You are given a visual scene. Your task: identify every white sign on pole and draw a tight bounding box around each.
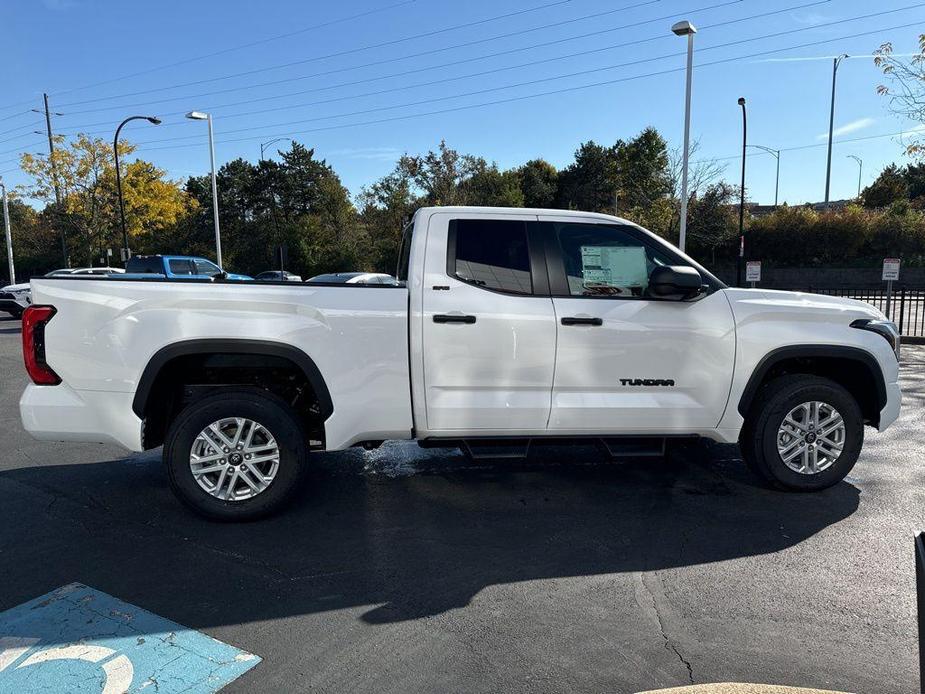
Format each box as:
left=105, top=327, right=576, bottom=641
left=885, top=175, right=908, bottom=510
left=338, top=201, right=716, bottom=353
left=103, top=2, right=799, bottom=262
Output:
left=882, top=258, right=900, bottom=281
left=746, top=261, right=761, bottom=283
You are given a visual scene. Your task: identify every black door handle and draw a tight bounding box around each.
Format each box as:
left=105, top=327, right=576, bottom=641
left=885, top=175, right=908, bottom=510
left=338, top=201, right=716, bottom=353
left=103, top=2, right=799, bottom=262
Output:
left=434, top=314, right=477, bottom=324
left=561, top=316, right=603, bottom=326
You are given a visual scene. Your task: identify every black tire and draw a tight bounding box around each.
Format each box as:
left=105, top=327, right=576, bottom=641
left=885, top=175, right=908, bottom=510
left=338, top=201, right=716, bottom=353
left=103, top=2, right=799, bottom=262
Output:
left=739, top=374, right=863, bottom=491
left=163, top=388, right=307, bottom=521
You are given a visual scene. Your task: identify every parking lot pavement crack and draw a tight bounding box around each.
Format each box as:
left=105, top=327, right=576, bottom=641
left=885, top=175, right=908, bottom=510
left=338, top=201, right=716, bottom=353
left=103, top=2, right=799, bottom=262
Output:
left=637, top=572, right=695, bottom=686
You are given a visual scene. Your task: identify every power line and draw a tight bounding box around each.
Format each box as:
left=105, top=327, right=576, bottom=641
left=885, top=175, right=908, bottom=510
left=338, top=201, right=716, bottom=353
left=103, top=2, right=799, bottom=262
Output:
left=131, top=18, right=924, bottom=153
left=0, top=141, right=43, bottom=157
left=60, top=0, right=871, bottom=138
left=50, top=0, right=419, bottom=97
left=0, top=109, right=34, bottom=123
left=0, top=122, right=43, bottom=138
left=700, top=128, right=922, bottom=166
left=150, top=0, right=869, bottom=126
left=55, top=0, right=659, bottom=109
left=124, top=12, right=925, bottom=150
left=57, top=0, right=745, bottom=122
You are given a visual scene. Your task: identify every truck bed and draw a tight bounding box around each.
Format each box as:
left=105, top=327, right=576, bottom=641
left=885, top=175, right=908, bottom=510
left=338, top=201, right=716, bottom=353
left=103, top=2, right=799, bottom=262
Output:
left=25, top=277, right=414, bottom=451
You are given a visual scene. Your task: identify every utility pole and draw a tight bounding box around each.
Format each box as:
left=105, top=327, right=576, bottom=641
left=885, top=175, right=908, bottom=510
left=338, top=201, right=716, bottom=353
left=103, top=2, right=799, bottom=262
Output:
left=35, top=93, right=68, bottom=267
left=1, top=181, right=14, bottom=285
left=737, top=97, right=747, bottom=288
left=824, top=55, right=849, bottom=209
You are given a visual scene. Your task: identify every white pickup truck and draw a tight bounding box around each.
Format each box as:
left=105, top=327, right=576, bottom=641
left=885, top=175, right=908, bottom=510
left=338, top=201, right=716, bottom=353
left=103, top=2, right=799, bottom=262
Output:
left=19, top=207, right=901, bottom=519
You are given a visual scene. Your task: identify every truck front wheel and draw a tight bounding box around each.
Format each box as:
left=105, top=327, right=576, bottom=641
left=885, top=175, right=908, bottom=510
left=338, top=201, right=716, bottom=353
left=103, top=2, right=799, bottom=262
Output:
left=163, top=388, right=307, bottom=520
left=740, top=375, right=863, bottom=491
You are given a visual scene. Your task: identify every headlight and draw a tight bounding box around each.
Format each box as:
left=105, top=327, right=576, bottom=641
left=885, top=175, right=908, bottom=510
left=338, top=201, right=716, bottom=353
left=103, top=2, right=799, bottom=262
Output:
left=851, top=319, right=900, bottom=359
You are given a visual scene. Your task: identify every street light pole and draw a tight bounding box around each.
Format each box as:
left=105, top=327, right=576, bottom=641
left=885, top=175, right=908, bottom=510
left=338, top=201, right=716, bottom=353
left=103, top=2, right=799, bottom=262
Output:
left=747, top=145, right=781, bottom=208
left=672, top=20, right=697, bottom=253
left=824, top=54, right=849, bottom=209
left=187, top=111, right=222, bottom=268
left=737, top=97, right=747, bottom=288
left=260, top=137, right=293, bottom=160
left=0, top=180, right=14, bottom=285
left=847, top=155, right=863, bottom=199
left=114, top=115, right=161, bottom=266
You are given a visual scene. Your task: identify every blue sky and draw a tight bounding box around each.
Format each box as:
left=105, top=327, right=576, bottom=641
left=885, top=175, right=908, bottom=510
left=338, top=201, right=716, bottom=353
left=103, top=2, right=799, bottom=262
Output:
left=2, top=0, right=924, bottom=207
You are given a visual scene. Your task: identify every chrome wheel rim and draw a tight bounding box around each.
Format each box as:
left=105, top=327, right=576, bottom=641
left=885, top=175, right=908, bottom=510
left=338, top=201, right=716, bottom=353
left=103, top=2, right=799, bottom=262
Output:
left=776, top=401, right=845, bottom=475
left=189, top=417, right=280, bottom=501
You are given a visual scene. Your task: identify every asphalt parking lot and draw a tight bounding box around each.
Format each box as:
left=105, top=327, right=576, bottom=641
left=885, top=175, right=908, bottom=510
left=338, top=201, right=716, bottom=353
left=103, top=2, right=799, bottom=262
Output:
left=0, top=314, right=921, bottom=693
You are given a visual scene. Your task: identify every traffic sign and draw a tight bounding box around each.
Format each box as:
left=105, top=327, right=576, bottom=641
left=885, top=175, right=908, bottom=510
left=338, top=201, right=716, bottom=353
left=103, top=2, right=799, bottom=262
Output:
left=883, top=258, right=901, bottom=281
left=746, top=261, right=761, bottom=283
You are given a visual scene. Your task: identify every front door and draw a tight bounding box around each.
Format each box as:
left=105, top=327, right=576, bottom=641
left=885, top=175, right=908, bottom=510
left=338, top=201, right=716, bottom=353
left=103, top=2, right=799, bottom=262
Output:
left=421, top=212, right=557, bottom=433
left=540, top=216, right=736, bottom=433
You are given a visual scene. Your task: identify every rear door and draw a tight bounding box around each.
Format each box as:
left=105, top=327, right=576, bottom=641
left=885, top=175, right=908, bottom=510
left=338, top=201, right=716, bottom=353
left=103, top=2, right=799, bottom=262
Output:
left=421, top=212, right=556, bottom=432
left=540, top=216, right=736, bottom=432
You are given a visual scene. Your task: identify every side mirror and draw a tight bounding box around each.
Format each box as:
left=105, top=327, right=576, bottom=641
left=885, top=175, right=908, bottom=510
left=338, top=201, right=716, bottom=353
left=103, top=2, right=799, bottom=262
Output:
left=649, top=265, right=703, bottom=299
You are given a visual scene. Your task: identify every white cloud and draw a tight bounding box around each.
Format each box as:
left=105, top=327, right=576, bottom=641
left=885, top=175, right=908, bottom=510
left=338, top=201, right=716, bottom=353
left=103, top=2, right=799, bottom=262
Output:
left=816, top=117, right=876, bottom=140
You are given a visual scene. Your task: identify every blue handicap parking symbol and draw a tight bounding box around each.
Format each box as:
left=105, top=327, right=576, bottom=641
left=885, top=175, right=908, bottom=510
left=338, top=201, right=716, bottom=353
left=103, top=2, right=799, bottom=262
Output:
left=0, top=583, right=260, bottom=693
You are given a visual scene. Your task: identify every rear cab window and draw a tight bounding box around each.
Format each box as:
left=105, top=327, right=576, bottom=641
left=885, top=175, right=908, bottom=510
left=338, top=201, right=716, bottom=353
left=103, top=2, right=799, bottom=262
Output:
left=447, top=219, right=533, bottom=295
left=125, top=257, right=164, bottom=274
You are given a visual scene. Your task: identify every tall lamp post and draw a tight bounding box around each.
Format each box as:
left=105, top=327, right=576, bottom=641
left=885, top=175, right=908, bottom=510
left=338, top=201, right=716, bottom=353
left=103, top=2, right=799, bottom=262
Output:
left=847, top=155, right=863, bottom=199
left=0, top=180, right=13, bottom=285
left=186, top=111, right=223, bottom=268
left=672, top=19, right=697, bottom=253
left=746, top=145, right=780, bottom=208
left=114, top=115, right=161, bottom=266
left=737, top=97, right=747, bottom=288
left=824, top=54, right=849, bottom=209
left=260, top=137, right=293, bottom=160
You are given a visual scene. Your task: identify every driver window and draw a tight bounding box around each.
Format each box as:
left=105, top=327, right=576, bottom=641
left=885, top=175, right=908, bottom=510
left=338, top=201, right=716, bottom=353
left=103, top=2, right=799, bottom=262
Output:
left=553, top=223, right=675, bottom=297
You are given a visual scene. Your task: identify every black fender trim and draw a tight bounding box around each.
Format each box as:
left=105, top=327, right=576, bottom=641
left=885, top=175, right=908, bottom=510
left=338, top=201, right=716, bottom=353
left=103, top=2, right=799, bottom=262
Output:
left=132, top=339, right=334, bottom=420
left=737, top=344, right=887, bottom=418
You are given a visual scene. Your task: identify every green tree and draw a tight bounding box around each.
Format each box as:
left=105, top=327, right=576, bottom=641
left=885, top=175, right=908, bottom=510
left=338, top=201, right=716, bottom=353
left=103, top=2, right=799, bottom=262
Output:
left=555, top=141, right=618, bottom=212
left=461, top=162, right=524, bottom=207
left=20, top=134, right=191, bottom=266
left=516, top=159, right=558, bottom=208
left=862, top=164, right=909, bottom=208
left=685, top=182, right=738, bottom=265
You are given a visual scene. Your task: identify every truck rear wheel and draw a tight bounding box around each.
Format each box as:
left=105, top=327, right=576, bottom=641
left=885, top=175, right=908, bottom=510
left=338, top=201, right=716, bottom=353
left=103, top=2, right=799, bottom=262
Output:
left=163, top=388, right=307, bottom=521
left=739, top=375, right=863, bottom=491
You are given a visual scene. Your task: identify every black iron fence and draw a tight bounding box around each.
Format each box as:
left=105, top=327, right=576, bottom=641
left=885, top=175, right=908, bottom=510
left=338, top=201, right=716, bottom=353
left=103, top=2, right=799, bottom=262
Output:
left=786, top=285, right=925, bottom=338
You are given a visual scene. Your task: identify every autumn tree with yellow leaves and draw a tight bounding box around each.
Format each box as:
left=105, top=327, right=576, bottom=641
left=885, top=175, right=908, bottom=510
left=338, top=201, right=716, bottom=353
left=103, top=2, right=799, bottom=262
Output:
left=20, top=134, right=194, bottom=267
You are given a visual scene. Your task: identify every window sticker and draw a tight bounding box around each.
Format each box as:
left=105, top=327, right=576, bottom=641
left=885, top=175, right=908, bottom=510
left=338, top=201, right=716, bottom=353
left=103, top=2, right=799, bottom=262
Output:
left=580, top=245, right=648, bottom=288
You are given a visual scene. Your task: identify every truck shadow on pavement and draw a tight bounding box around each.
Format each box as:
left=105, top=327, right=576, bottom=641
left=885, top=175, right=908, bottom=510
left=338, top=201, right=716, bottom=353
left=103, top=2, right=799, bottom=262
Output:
left=0, top=440, right=860, bottom=630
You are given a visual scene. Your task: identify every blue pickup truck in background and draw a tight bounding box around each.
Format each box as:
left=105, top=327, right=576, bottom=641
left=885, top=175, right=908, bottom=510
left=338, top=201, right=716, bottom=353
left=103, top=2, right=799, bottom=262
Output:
left=124, top=255, right=252, bottom=280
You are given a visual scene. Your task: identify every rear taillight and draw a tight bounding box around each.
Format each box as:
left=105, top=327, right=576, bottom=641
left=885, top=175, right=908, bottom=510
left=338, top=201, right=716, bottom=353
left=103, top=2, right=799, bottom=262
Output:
left=22, top=305, right=61, bottom=385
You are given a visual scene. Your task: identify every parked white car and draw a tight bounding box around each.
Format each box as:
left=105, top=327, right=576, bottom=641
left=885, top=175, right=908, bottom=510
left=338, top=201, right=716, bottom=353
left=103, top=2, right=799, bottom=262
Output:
left=19, top=207, right=901, bottom=520
left=1, top=267, right=124, bottom=318
left=306, top=272, right=399, bottom=285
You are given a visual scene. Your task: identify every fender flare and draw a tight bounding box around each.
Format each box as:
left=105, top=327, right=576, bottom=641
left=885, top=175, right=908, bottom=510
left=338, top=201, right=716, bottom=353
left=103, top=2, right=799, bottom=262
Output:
left=736, top=344, right=886, bottom=418
left=131, top=339, right=334, bottom=420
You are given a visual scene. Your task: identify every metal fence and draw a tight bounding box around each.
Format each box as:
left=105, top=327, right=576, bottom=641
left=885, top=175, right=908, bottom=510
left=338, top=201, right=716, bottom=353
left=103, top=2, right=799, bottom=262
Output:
left=791, top=286, right=925, bottom=338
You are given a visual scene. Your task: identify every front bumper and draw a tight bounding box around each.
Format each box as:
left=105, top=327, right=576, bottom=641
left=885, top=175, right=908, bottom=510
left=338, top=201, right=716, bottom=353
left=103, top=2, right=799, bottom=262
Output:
left=878, top=381, right=902, bottom=432
left=20, top=383, right=143, bottom=451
